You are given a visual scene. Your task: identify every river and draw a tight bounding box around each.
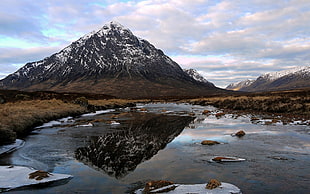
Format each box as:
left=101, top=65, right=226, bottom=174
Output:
left=0, top=103, right=309, bottom=193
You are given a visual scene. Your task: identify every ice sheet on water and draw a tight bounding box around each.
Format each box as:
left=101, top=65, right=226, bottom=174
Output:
left=81, top=109, right=115, bottom=117
left=0, top=166, right=72, bottom=192
left=135, top=182, right=241, bottom=194
left=0, top=139, right=24, bottom=156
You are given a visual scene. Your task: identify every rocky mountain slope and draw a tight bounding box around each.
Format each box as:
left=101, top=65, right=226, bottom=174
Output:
left=226, top=79, right=254, bottom=91
left=0, top=21, right=222, bottom=98
left=226, top=66, right=310, bottom=91
left=183, top=69, right=214, bottom=87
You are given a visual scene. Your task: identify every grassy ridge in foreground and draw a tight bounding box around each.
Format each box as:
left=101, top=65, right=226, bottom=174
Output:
left=186, top=89, right=310, bottom=118
left=0, top=99, right=88, bottom=145
left=0, top=99, right=138, bottom=146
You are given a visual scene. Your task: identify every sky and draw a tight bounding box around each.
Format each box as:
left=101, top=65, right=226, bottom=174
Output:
left=0, top=0, right=309, bottom=88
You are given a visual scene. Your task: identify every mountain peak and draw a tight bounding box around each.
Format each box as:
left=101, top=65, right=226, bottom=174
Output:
left=0, top=21, right=220, bottom=98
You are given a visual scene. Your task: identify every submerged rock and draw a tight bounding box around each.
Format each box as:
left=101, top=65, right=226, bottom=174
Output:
left=202, top=110, right=211, bottom=115
left=201, top=140, right=220, bottom=145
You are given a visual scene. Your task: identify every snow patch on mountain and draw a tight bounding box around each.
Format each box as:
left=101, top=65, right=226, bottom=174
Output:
left=183, top=69, right=210, bottom=83
left=260, top=66, right=310, bottom=81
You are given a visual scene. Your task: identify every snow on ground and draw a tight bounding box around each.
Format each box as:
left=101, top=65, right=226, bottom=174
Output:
left=0, top=166, right=72, bottom=192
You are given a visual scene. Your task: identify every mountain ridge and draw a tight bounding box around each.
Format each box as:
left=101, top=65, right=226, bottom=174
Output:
left=226, top=66, right=310, bottom=92
left=0, top=21, right=223, bottom=98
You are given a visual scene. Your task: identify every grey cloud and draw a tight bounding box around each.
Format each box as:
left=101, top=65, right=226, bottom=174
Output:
left=0, top=46, right=62, bottom=65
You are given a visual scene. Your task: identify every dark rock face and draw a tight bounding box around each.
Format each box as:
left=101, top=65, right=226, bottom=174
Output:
left=75, top=113, right=194, bottom=178
left=0, top=21, right=221, bottom=98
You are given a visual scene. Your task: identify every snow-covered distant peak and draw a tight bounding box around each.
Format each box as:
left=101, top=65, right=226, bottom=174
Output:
left=261, top=66, right=310, bottom=81
left=184, top=69, right=210, bottom=83
left=226, top=79, right=254, bottom=90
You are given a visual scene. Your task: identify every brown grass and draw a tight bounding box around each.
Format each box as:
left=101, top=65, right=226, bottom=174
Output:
left=184, top=90, right=310, bottom=120
left=0, top=99, right=87, bottom=145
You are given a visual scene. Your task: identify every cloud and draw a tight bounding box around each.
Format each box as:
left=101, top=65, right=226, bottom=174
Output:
left=0, top=0, right=309, bottom=88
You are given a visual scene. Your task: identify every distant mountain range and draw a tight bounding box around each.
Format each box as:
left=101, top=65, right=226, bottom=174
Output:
left=226, top=66, right=310, bottom=91
left=0, top=21, right=223, bottom=98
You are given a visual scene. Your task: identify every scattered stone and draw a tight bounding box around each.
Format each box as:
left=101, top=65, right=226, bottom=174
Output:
left=92, top=119, right=107, bottom=122
left=202, top=110, right=211, bottom=115
left=235, top=130, right=246, bottom=137
left=144, top=180, right=175, bottom=193
left=206, top=179, right=221, bottom=190
left=189, top=112, right=195, bottom=116
left=110, top=114, right=119, bottom=119
left=250, top=117, right=260, bottom=121
left=201, top=140, right=220, bottom=145
left=29, top=170, right=51, bottom=181
left=140, top=108, right=147, bottom=112
left=215, top=112, right=225, bottom=118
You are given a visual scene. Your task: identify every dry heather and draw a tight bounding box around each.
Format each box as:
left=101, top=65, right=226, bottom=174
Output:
left=187, top=92, right=310, bottom=118
left=0, top=99, right=87, bottom=145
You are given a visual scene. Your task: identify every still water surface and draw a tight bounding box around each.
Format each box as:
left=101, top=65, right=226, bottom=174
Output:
left=1, top=103, right=309, bottom=193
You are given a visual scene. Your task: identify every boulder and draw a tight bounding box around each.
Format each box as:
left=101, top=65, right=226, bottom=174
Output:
left=206, top=179, right=221, bottom=189
left=29, top=170, right=51, bottom=181
left=202, top=110, right=210, bottom=115
left=215, top=112, right=225, bottom=118
left=201, top=140, right=220, bottom=145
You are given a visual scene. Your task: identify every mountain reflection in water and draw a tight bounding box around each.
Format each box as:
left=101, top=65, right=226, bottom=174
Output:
left=75, top=113, right=194, bottom=178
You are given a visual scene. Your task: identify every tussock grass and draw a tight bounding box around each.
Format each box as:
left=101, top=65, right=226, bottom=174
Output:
left=0, top=99, right=87, bottom=145
left=186, top=91, right=310, bottom=118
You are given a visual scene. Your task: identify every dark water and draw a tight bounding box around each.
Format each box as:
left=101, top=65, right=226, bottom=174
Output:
left=1, top=103, right=309, bottom=193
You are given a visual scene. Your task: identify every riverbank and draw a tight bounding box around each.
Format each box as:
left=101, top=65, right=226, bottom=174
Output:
left=184, top=89, right=310, bottom=121
left=0, top=98, right=137, bottom=146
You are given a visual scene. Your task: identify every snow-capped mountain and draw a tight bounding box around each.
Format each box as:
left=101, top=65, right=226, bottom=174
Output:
left=0, top=21, right=221, bottom=98
left=183, top=69, right=214, bottom=87
left=226, top=79, right=255, bottom=91
left=226, top=66, right=310, bottom=91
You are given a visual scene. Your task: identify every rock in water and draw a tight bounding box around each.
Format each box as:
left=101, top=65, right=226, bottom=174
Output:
left=235, top=130, right=246, bottom=137
left=206, top=179, right=221, bottom=189
left=201, top=140, right=220, bottom=145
